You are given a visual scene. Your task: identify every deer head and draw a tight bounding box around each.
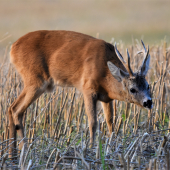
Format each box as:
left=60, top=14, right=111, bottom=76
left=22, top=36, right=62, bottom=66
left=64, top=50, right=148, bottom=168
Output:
left=107, top=40, right=152, bottom=109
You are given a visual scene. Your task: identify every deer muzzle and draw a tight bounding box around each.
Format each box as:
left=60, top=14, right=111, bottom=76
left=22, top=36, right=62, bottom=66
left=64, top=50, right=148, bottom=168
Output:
left=143, top=99, right=152, bottom=109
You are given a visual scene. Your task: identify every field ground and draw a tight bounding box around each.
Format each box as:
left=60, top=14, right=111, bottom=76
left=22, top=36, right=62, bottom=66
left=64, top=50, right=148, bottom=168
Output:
left=0, top=40, right=170, bottom=169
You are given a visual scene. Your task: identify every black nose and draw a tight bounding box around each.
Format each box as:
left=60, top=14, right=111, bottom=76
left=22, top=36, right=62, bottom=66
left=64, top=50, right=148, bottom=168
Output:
left=143, top=100, right=152, bottom=109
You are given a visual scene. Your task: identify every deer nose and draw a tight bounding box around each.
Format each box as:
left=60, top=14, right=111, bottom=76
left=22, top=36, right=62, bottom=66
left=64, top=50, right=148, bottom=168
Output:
left=143, top=99, right=152, bottom=109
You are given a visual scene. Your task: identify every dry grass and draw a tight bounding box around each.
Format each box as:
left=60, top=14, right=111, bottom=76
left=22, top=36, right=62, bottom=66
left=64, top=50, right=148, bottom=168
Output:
left=0, top=39, right=170, bottom=169
left=0, top=0, right=170, bottom=56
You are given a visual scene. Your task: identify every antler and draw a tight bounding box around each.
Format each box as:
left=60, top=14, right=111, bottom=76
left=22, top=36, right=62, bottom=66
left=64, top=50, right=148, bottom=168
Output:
left=114, top=43, right=134, bottom=77
left=138, top=40, right=150, bottom=76
left=114, top=41, right=150, bottom=77
left=126, top=49, right=134, bottom=77
left=114, top=43, right=126, bottom=64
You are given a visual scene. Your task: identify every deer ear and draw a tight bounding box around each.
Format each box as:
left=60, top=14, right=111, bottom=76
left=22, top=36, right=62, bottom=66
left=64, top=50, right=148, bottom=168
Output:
left=107, top=61, right=129, bottom=82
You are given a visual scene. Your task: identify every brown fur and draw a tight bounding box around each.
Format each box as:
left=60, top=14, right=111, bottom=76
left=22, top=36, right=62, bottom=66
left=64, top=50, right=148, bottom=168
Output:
left=9, top=30, right=134, bottom=157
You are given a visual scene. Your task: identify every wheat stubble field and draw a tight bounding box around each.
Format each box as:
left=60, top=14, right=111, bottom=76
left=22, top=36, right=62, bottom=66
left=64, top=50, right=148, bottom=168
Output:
left=0, top=40, right=170, bottom=169
left=1, top=0, right=170, bottom=169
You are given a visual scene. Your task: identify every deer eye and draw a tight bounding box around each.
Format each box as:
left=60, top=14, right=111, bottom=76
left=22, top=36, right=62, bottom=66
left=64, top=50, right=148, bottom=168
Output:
left=130, top=88, right=137, bottom=93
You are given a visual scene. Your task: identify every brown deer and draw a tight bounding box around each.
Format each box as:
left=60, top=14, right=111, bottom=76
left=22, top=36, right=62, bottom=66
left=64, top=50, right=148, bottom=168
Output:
left=8, top=30, right=152, bottom=157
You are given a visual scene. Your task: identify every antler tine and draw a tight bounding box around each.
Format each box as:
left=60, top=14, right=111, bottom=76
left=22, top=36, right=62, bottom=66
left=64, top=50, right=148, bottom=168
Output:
left=141, top=40, right=147, bottom=53
left=143, top=46, right=150, bottom=64
left=114, top=43, right=126, bottom=64
left=126, top=49, right=134, bottom=77
left=140, top=40, right=151, bottom=76
left=141, top=40, right=150, bottom=63
left=137, top=41, right=150, bottom=60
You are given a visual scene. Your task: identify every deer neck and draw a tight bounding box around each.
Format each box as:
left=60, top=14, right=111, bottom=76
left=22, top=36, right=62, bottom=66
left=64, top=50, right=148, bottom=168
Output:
left=102, top=73, right=128, bottom=102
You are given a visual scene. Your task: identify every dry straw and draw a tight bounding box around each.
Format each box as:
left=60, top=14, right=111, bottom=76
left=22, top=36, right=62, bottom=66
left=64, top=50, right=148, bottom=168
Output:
left=0, top=40, right=170, bottom=169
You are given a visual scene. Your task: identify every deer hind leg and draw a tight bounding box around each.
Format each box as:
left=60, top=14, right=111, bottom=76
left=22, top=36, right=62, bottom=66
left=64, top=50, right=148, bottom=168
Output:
left=8, top=90, right=28, bottom=159
left=83, top=91, right=97, bottom=147
left=8, top=82, right=47, bottom=156
left=101, top=101, right=113, bottom=135
left=8, top=106, right=17, bottom=158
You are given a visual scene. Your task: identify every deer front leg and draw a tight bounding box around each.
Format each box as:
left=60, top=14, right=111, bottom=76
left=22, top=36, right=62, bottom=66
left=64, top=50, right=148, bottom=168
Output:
left=101, top=101, right=113, bottom=135
left=83, top=91, right=97, bottom=146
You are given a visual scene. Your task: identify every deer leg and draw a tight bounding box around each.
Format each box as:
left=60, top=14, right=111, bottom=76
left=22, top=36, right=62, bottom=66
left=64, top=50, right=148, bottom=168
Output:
left=101, top=101, right=113, bottom=135
left=9, top=85, right=45, bottom=156
left=8, top=90, right=27, bottom=159
left=83, top=91, right=97, bottom=146
left=8, top=106, right=17, bottom=159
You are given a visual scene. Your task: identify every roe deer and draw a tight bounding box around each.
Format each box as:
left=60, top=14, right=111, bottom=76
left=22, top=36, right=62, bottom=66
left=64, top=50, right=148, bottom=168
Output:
left=8, top=30, right=152, bottom=157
